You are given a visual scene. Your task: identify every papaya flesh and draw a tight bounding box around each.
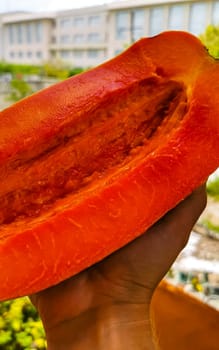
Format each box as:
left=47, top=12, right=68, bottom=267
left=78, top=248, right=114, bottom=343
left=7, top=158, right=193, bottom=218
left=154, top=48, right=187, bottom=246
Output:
left=0, top=31, right=219, bottom=300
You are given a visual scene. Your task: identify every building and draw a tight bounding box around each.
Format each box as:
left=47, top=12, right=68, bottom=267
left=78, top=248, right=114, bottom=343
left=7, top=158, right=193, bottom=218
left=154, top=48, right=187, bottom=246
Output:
left=0, top=0, right=219, bottom=68
left=2, top=12, right=55, bottom=64
left=52, top=5, right=108, bottom=68
left=107, top=0, right=219, bottom=58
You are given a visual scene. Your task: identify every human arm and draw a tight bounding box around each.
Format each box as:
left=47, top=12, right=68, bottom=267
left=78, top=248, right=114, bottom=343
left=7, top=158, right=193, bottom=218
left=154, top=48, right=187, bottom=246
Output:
left=30, top=185, right=207, bottom=349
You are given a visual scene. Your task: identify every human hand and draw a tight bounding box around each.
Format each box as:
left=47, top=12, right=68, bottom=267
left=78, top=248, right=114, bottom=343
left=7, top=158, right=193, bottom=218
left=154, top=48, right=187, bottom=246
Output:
left=30, top=185, right=206, bottom=350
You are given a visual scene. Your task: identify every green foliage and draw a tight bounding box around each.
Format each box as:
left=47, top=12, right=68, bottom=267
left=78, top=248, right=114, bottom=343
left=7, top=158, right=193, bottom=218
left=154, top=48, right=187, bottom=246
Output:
left=0, top=297, right=46, bottom=349
left=68, top=67, right=85, bottom=77
left=7, top=78, right=33, bottom=102
left=42, top=60, right=69, bottom=80
left=0, top=62, right=41, bottom=76
left=206, top=176, right=219, bottom=199
left=202, top=219, right=219, bottom=233
left=200, top=25, right=219, bottom=58
left=0, top=60, right=85, bottom=82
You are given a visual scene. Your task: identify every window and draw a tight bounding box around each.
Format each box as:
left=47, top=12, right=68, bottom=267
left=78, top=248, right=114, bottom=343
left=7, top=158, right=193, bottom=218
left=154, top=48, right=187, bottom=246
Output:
left=114, top=49, right=123, bottom=56
left=168, top=4, right=185, bottom=30
left=88, top=15, right=101, bottom=26
left=27, top=51, right=32, bottom=58
left=35, top=22, right=43, bottom=42
left=74, top=17, right=84, bottom=27
left=132, top=9, right=145, bottom=41
left=87, top=32, right=101, bottom=42
left=9, top=52, right=14, bottom=58
left=116, top=11, right=129, bottom=40
left=73, top=50, right=84, bottom=58
left=189, top=2, right=207, bottom=35
left=60, top=35, right=71, bottom=44
left=60, top=18, right=71, bottom=28
left=212, top=1, right=219, bottom=25
left=18, top=51, right=23, bottom=58
left=51, top=36, right=56, bottom=44
left=8, top=25, right=14, bottom=44
left=88, top=49, right=99, bottom=58
left=149, top=7, right=165, bottom=36
left=60, top=50, right=71, bottom=59
left=17, top=24, right=23, bottom=43
left=26, top=23, right=33, bottom=43
left=73, top=34, right=84, bottom=43
left=36, top=51, right=42, bottom=59
left=116, top=28, right=128, bottom=40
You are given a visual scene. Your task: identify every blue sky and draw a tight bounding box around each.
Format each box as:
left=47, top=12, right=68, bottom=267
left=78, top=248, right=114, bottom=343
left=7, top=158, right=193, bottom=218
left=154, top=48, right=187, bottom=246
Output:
left=0, top=0, right=117, bottom=13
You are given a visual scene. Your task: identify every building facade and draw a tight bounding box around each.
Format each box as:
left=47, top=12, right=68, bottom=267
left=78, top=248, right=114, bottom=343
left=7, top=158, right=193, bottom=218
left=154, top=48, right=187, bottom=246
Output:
left=107, top=0, right=219, bottom=58
left=0, top=0, right=219, bottom=68
left=52, top=5, right=108, bottom=68
left=2, top=12, right=55, bottom=64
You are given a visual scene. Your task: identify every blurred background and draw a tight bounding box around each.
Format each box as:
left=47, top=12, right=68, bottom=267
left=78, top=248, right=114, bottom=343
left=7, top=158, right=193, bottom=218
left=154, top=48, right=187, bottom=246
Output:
left=0, top=1, right=218, bottom=349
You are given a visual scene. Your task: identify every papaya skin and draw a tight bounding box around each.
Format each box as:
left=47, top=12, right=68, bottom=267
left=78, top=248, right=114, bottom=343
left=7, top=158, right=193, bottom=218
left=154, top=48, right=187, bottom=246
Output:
left=0, top=31, right=219, bottom=300
left=152, top=281, right=219, bottom=350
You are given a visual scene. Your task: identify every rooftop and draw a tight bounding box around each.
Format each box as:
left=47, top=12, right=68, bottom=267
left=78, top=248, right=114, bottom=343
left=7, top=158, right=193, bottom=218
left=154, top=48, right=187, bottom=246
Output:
left=2, top=11, right=56, bottom=23
left=108, top=0, right=192, bottom=10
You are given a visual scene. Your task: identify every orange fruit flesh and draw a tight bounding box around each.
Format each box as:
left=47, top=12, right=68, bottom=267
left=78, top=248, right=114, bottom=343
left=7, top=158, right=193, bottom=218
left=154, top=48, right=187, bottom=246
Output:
left=0, top=77, right=187, bottom=227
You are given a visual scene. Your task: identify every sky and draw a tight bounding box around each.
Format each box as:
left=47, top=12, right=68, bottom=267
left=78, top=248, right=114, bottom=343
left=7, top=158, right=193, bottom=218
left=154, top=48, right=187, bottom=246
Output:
left=0, top=0, right=119, bottom=13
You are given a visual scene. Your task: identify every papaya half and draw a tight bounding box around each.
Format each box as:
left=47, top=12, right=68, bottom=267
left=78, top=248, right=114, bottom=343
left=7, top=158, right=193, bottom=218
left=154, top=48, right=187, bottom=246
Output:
left=0, top=31, right=219, bottom=300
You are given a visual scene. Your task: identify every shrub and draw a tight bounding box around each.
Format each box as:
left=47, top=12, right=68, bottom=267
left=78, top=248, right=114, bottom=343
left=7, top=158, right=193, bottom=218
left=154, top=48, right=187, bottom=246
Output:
left=202, top=219, right=219, bottom=234
left=0, top=297, right=46, bottom=349
left=0, top=62, right=42, bottom=76
left=42, top=60, right=69, bottom=80
left=7, top=78, right=33, bottom=102
left=200, top=25, right=219, bottom=59
left=68, top=67, right=85, bottom=77
left=207, top=176, right=219, bottom=199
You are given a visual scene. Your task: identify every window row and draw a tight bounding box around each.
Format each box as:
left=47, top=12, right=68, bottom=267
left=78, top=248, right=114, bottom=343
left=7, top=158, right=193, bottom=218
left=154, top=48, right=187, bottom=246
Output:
left=9, top=51, right=43, bottom=59
left=8, top=22, right=43, bottom=44
left=115, top=1, right=219, bottom=40
left=60, top=15, right=102, bottom=28
left=116, top=9, right=145, bottom=41
left=151, top=1, right=219, bottom=36
left=60, top=33, right=103, bottom=44
left=60, top=49, right=104, bottom=59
